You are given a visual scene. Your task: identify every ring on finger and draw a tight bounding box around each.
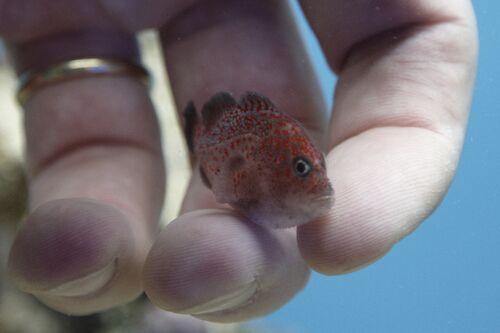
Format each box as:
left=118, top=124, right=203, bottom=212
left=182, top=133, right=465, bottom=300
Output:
left=16, top=57, right=151, bottom=106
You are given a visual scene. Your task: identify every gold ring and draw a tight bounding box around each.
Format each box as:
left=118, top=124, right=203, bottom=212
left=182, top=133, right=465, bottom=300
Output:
left=17, top=58, right=151, bottom=106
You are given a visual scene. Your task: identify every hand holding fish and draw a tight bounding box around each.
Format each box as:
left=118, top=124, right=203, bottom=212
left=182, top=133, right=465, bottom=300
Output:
left=3, top=0, right=477, bottom=324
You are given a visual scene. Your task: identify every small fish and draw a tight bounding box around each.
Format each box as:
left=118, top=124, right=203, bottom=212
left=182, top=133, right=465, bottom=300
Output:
left=184, top=92, right=333, bottom=229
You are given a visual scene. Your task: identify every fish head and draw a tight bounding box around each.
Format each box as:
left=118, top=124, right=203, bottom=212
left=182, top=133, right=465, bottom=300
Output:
left=258, top=129, right=333, bottom=228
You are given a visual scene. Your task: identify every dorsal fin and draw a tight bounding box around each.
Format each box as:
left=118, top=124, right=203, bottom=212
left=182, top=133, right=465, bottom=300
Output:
left=239, top=92, right=276, bottom=111
left=201, top=92, right=237, bottom=129
left=183, top=101, right=197, bottom=152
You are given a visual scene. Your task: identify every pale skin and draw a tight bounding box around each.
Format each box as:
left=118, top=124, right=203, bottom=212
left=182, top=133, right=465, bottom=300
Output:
left=2, top=0, right=477, bottom=322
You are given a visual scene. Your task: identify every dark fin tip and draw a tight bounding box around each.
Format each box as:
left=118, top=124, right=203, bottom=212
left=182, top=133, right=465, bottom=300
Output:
left=201, top=92, right=237, bottom=129
left=239, top=91, right=276, bottom=110
left=199, top=166, right=212, bottom=189
left=183, top=101, right=197, bottom=152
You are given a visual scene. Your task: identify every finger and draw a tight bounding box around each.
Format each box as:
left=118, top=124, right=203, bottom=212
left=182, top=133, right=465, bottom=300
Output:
left=7, top=32, right=165, bottom=314
left=144, top=209, right=308, bottom=323
left=297, top=0, right=478, bottom=274
left=144, top=0, right=321, bottom=321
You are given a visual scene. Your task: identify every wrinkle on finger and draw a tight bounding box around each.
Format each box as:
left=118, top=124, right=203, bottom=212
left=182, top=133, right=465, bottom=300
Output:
left=23, top=77, right=162, bottom=174
left=328, top=21, right=477, bottom=148
left=300, top=0, right=478, bottom=147
left=299, top=0, right=477, bottom=73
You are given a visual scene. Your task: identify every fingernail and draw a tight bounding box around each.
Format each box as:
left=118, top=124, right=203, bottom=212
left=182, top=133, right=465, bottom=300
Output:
left=42, top=259, right=117, bottom=297
left=178, top=279, right=258, bottom=315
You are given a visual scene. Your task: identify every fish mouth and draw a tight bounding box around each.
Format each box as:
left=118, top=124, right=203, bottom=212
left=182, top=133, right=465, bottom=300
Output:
left=314, top=195, right=334, bottom=206
left=310, top=195, right=334, bottom=217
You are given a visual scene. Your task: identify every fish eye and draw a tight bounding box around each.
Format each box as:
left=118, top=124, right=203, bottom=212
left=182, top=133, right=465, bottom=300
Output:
left=293, top=157, right=313, bottom=177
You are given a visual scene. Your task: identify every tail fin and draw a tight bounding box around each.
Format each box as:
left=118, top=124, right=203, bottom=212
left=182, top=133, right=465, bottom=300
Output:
left=183, top=101, right=197, bottom=152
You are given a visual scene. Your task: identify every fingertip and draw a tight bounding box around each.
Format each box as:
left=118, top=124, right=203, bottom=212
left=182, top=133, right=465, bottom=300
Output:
left=297, top=216, right=393, bottom=275
left=298, top=128, right=457, bottom=275
left=8, top=198, right=146, bottom=314
left=144, top=209, right=310, bottom=322
left=297, top=143, right=397, bottom=275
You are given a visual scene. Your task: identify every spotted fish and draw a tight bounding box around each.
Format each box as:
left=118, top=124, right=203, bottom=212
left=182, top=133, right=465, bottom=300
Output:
left=184, top=92, right=333, bottom=228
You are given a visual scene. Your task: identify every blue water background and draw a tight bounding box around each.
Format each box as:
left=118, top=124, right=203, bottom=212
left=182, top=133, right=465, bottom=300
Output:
left=257, top=1, right=500, bottom=332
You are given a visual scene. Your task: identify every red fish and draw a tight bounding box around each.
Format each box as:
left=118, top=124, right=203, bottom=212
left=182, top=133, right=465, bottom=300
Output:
left=184, top=92, right=333, bottom=228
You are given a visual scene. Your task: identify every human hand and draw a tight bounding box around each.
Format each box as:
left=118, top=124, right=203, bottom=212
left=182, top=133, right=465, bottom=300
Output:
left=3, top=0, right=477, bottom=322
